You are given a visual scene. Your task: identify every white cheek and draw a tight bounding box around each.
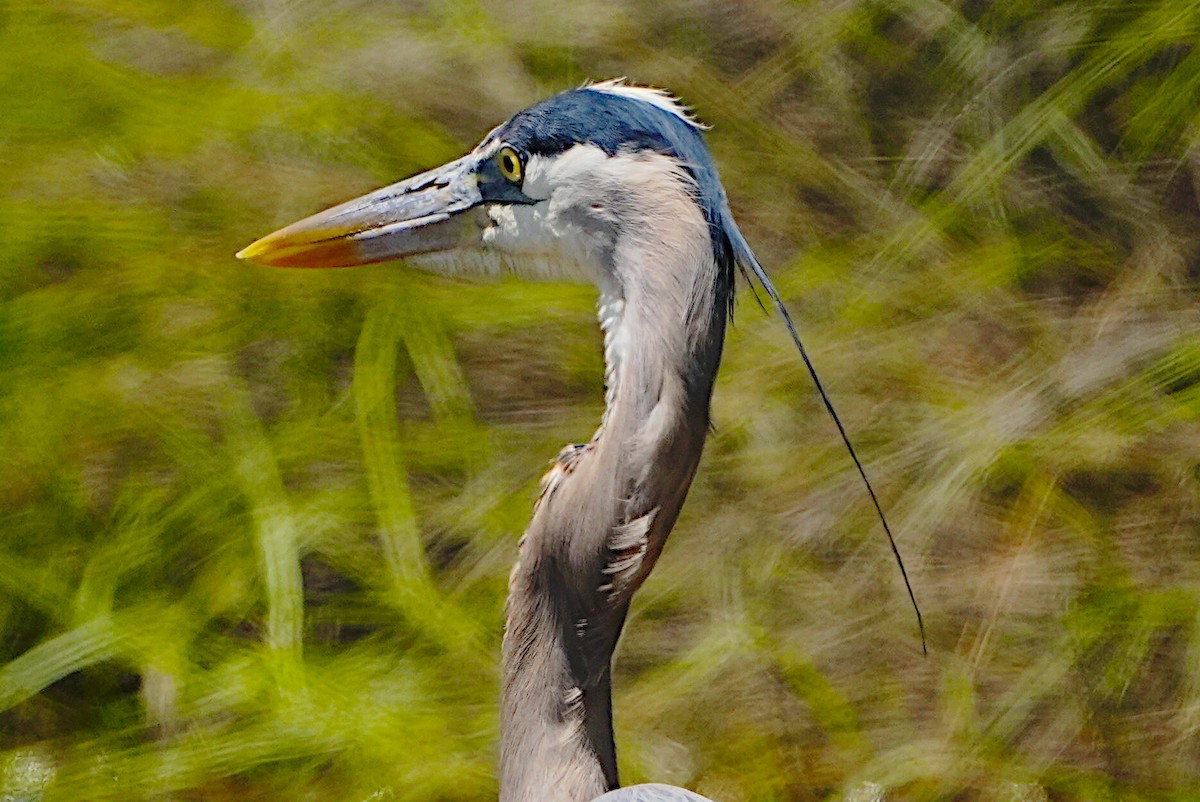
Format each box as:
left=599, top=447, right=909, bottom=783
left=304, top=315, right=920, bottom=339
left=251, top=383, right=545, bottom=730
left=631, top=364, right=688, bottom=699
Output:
left=484, top=204, right=556, bottom=252
left=476, top=145, right=623, bottom=285
left=481, top=203, right=596, bottom=281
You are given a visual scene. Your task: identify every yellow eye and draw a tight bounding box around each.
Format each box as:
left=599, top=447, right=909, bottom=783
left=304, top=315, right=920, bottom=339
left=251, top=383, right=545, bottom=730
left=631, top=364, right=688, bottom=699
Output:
left=497, top=146, right=523, bottom=183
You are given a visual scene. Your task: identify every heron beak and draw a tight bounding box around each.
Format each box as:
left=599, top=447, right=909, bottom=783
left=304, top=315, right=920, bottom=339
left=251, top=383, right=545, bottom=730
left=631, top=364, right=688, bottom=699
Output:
left=237, top=155, right=483, bottom=268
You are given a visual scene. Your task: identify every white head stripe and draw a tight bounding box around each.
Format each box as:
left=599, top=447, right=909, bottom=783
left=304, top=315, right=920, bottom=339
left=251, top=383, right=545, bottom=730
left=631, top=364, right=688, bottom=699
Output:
left=582, top=78, right=708, bottom=129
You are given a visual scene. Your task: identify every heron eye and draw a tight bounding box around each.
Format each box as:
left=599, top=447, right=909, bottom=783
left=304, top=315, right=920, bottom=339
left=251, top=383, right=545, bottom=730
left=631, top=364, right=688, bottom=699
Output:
left=497, top=146, right=523, bottom=183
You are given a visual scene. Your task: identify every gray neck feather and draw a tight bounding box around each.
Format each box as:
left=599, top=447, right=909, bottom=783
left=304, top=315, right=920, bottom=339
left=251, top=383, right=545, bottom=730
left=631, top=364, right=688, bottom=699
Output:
left=499, top=186, right=729, bottom=802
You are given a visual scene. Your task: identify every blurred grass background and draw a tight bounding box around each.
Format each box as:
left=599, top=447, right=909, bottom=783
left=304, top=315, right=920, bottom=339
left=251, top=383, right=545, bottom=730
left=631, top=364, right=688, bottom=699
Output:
left=2, top=0, right=1200, bottom=799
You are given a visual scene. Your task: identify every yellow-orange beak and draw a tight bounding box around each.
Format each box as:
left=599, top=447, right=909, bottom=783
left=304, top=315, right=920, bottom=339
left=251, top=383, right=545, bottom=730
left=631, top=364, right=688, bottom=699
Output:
left=237, top=155, right=484, bottom=268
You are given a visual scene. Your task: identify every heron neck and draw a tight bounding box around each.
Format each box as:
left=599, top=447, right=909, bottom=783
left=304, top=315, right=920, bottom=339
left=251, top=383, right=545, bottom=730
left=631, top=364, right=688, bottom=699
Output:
left=499, top=221, right=730, bottom=802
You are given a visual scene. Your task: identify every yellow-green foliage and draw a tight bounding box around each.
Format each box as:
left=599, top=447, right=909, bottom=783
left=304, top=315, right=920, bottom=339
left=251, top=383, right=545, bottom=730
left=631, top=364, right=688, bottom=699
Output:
left=2, top=1, right=1199, bottom=800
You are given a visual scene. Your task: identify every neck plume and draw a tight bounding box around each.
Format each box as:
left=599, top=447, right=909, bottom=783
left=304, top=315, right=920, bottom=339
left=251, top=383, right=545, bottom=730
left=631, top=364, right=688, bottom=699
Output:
left=499, top=181, right=731, bottom=802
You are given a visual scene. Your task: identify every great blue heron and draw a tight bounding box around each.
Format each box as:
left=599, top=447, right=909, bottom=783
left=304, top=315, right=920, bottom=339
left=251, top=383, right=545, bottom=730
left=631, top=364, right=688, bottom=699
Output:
left=238, top=80, right=921, bottom=802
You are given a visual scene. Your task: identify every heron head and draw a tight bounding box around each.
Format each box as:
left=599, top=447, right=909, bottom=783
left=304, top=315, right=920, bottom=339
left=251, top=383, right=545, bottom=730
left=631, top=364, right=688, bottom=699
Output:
left=237, top=81, right=733, bottom=283
left=236, top=83, right=927, bottom=647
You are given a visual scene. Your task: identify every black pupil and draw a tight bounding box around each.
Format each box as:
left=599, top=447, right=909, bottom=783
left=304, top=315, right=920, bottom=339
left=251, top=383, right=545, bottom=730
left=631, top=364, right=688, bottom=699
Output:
left=503, top=154, right=515, bottom=175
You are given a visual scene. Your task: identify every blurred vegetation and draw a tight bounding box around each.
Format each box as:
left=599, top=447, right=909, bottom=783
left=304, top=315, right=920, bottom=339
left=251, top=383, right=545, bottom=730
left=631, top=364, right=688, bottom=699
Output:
left=2, top=0, right=1199, bottom=800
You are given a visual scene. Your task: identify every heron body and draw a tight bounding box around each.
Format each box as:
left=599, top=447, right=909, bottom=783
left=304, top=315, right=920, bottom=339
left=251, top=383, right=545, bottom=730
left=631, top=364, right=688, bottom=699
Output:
left=240, top=81, right=808, bottom=802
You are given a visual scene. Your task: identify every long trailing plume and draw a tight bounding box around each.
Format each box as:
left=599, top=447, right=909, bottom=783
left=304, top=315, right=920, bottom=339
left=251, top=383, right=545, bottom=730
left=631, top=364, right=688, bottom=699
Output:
left=725, top=220, right=927, bottom=655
